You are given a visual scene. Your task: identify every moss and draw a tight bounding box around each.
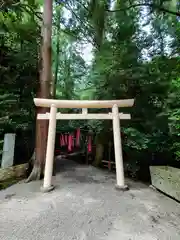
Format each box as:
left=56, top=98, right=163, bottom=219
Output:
left=0, top=177, right=24, bottom=190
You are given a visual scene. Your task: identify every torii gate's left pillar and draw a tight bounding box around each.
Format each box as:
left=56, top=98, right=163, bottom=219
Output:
left=41, top=104, right=57, bottom=192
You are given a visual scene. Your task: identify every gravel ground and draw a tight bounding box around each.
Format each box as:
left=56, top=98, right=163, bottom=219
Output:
left=0, top=160, right=180, bottom=240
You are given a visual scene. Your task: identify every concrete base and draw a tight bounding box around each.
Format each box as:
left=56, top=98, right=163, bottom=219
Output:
left=40, top=185, right=55, bottom=193
left=115, top=184, right=129, bottom=191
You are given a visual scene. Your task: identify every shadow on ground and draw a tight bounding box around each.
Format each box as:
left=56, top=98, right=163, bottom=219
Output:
left=54, top=158, right=150, bottom=190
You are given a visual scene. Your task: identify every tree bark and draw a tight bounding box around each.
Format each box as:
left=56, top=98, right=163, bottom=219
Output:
left=27, top=0, right=53, bottom=182
left=89, top=0, right=110, bottom=49
left=52, top=6, right=61, bottom=98
left=93, top=142, right=104, bottom=167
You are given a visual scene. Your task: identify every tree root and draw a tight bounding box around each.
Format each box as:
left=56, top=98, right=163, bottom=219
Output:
left=25, top=164, right=41, bottom=182
left=25, top=151, right=41, bottom=182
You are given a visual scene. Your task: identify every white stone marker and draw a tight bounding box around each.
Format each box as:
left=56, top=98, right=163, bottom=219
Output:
left=1, top=133, right=16, bottom=168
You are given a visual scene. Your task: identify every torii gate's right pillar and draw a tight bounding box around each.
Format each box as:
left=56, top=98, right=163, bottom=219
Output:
left=112, top=104, right=128, bottom=191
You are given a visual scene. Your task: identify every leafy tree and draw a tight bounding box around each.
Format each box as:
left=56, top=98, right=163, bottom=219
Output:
left=167, top=77, right=180, bottom=161
left=0, top=0, right=40, bottom=159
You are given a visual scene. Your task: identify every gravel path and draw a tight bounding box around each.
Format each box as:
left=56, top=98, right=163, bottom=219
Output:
left=0, top=160, right=180, bottom=240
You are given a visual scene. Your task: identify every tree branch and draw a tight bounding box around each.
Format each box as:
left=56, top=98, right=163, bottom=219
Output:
left=20, top=4, right=42, bottom=21
left=107, top=3, right=180, bottom=17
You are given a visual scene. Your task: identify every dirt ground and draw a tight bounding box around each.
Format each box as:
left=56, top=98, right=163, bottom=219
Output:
left=0, top=160, right=180, bottom=240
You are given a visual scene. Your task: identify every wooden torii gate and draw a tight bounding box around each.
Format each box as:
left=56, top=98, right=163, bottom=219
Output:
left=34, top=98, right=134, bottom=192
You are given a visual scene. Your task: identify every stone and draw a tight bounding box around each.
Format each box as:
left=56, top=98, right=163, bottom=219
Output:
left=1, top=133, right=16, bottom=168
left=0, top=163, right=28, bottom=181
left=150, top=165, right=180, bottom=202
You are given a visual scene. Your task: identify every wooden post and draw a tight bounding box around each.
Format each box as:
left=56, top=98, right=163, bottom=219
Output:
left=112, top=104, right=128, bottom=190
left=86, top=135, right=88, bottom=165
left=41, top=104, right=57, bottom=192
left=86, top=149, right=89, bottom=165
left=108, top=141, right=112, bottom=171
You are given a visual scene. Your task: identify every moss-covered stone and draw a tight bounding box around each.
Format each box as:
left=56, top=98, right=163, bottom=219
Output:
left=150, top=166, right=180, bottom=201
left=0, top=163, right=28, bottom=190
left=0, top=177, right=23, bottom=190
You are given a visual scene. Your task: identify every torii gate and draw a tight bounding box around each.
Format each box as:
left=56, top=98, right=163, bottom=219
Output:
left=34, top=98, right=134, bottom=192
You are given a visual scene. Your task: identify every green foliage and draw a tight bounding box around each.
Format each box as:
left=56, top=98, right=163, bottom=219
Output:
left=123, top=128, right=150, bottom=151
left=0, top=1, right=40, bottom=153
left=82, top=0, right=180, bottom=176
left=168, top=77, right=180, bottom=160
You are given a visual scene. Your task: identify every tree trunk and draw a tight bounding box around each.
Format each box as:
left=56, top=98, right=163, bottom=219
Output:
left=93, top=133, right=104, bottom=167
left=93, top=142, right=104, bottom=167
left=27, top=0, right=53, bottom=182
left=89, top=0, right=110, bottom=49
left=93, top=123, right=112, bottom=167
left=52, top=7, right=61, bottom=98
